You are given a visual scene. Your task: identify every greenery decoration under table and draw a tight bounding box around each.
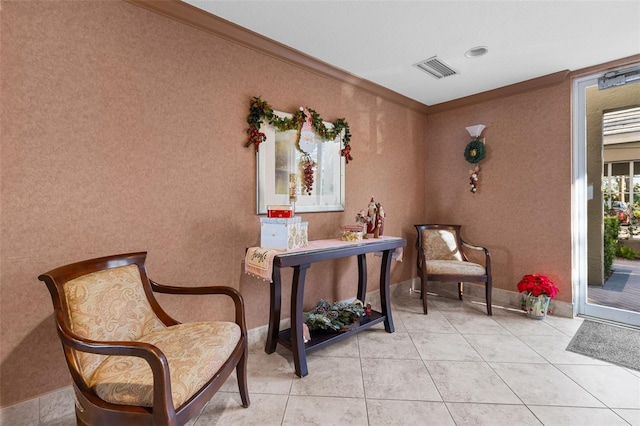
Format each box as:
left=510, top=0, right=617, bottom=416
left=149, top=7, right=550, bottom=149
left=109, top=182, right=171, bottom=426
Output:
left=304, top=299, right=365, bottom=333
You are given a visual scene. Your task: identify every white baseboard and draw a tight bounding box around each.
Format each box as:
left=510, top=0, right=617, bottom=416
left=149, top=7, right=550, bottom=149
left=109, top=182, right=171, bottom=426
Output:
left=400, top=277, right=574, bottom=318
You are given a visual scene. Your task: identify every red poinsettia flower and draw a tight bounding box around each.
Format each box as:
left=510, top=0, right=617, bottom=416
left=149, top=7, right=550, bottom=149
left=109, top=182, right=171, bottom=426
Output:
left=517, top=274, right=559, bottom=299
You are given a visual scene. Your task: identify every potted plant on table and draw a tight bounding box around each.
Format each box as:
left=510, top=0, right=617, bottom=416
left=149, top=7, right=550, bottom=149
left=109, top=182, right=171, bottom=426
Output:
left=517, top=274, right=559, bottom=319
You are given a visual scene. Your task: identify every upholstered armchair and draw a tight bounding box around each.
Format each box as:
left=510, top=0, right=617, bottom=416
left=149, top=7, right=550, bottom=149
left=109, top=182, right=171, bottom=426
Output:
left=414, top=224, right=492, bottom=315
left=38, top=252, right=249, bottom=426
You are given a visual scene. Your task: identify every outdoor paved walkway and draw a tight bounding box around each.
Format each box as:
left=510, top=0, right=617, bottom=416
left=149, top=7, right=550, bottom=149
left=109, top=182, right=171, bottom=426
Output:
left=588, top=257, right=640, bottom=313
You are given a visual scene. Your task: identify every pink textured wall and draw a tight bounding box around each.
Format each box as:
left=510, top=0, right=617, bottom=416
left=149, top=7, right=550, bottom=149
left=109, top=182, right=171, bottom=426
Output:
left=425, top=84, right=573, bottom=303
left=1, top=1, right=426, bottom=405
left=5, top=0, right=628, bottom=408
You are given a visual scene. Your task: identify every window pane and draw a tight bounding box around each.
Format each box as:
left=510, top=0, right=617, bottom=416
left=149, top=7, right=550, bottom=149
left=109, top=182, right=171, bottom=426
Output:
left=611, top=162, right=629, bottom=176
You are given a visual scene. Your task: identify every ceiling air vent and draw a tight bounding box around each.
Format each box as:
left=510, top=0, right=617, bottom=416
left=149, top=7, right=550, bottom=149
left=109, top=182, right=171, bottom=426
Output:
left=414, top=56, right=457, bottom=79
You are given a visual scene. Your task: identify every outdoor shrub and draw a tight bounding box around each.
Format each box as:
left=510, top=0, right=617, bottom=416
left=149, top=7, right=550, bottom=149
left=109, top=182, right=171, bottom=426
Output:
left=616, top=245, right=640, bottom=260
left=604, top=217, right=620, bottom=275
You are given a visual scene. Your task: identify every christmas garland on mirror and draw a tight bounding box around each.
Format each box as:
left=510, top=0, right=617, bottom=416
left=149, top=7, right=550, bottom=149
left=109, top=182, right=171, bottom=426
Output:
left=245, top=97, right=353, bottom=163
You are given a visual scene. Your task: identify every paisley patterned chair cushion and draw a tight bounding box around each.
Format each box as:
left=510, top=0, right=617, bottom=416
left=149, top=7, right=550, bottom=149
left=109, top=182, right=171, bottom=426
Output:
left=89, top=321, right=241, bottom=408
left=425, top=260, right=486, bottom=276
left=422, top=229, right=463, bottom=261
left=64, top=265, right=166, bottom=380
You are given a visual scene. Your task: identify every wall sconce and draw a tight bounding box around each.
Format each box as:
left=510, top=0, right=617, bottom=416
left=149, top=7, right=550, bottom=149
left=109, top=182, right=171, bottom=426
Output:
left=463, top=124, right=487, bottom=193
left=465, top=124, right=486, bottom=139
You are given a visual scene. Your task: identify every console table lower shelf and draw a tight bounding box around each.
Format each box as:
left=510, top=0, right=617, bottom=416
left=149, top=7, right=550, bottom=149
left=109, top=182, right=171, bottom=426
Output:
left=277, top=310, right=386, bottom=354
left=262, top=236, right=407, bottom=377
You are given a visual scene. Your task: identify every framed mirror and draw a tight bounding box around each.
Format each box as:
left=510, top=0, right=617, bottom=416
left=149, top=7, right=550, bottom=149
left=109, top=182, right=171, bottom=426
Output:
left=256, top=110, right=345, bottom=214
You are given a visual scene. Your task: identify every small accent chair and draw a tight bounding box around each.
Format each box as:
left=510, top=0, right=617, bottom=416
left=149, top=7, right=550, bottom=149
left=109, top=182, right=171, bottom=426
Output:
left=38, top=252, right=250, bottom=426
left=414, top=224, right=492, bottom=315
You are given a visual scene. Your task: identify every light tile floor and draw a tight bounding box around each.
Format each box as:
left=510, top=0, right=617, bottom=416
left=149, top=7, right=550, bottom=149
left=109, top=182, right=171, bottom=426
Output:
left=9, top=291, right=640, bottom=426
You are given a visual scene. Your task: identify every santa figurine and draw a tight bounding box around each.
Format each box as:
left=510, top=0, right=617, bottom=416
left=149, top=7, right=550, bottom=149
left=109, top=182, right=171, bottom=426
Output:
left=298, top=106, right=316, bottom=154
left=375, top=203, right=385, bottom=237
left=366, top=197, right=378, bottom=237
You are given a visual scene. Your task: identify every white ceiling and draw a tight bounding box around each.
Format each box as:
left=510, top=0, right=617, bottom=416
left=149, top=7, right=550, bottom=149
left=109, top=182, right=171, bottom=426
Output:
left=184, top=0, right=640, bottom=106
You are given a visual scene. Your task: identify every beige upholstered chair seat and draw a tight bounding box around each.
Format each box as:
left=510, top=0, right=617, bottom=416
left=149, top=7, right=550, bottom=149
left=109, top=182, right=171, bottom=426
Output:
left=90, top=321, right=240, bottom=408
left=425, top=260, right=485, bottom=276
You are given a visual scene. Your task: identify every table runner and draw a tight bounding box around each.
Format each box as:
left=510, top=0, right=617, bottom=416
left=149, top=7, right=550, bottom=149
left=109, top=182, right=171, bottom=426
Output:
left=245, top=247, right=280, bottom=281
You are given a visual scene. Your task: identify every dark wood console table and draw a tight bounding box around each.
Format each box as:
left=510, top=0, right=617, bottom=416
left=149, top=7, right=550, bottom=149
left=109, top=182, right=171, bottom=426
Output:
left=264, top=236, right=406, bottom=377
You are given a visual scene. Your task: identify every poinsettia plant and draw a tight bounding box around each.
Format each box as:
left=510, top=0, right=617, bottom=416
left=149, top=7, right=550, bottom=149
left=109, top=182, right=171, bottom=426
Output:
left=517, top=274, right=559, bottom=299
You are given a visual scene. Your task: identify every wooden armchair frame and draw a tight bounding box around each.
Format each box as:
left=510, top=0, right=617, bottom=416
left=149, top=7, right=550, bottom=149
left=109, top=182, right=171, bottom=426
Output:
left=414, top=224, right=492, bottom=315
left=38, top=252, right=249, bottom=426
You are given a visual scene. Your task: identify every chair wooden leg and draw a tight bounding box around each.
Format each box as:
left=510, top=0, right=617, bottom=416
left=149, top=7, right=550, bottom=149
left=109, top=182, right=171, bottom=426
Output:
left=485, top=281, right=492, bottom=316
left=458, top=282, right=463, bottom=300
left=421, top=278, right=428, bottom=314
left=237, top=347, right=250, bottom=408
left=76, top=413, right=89, bottom=426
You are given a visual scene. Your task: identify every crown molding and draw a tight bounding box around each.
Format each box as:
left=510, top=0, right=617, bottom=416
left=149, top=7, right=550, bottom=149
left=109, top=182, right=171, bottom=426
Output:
left=124, top=1, right=639, bottom=117
left=124, top=0, right=431, bottom=115
left=428, top=55, right=640, bottom=115
left=426, top=70, right=570, bottom=115
left=570, top=54, right=640, bottom=79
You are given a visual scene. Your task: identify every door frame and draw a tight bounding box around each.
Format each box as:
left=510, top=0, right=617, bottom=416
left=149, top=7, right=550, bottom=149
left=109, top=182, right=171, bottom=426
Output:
left=572, top=70, right=640, bottom=327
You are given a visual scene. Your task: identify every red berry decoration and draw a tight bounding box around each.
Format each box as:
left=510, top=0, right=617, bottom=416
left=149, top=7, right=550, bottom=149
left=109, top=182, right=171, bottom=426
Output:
left=341, top=145, right=353, bottom=164
left=299, top=155, right=316, bottom=195
left=469, top=172, right=479, bottom=193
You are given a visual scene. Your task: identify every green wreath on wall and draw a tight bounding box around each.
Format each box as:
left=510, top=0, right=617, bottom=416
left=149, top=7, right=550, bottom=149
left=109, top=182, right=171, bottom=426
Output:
left=464, top=139, right=486, bottom=164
